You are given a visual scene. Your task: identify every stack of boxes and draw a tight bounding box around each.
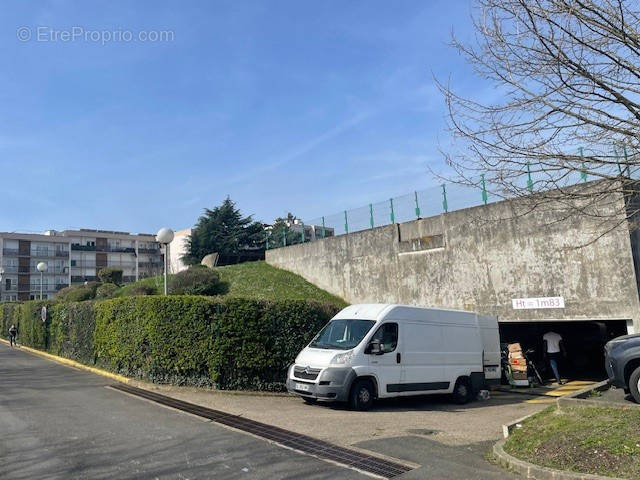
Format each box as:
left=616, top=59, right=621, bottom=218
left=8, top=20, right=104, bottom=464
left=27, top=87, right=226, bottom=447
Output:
left=508, top=343, right=529, bottom=384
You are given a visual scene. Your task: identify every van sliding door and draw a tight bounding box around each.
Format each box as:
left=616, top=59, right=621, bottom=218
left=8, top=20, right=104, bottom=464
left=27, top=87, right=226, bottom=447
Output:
left=397, top=323, right=448, bottom=393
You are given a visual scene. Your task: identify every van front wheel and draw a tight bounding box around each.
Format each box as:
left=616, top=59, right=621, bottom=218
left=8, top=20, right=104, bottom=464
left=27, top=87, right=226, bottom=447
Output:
left=452, top=377, right=473, bottom=404
left=349, top=379, right=374, bottom=411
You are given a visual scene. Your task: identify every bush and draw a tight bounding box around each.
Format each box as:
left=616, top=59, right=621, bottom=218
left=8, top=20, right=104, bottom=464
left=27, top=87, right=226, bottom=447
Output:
left=57, top=282, right=99, bottom=302
left=3, top=295, right=340, bottom=392
left=96, top=283, right=119, bottom=299
left=98, top=267, right=123, bottom=286
left=49, top=302, right=97, bottom=364
left=94, top=296, right=218, bottom=385
left=94, top=296, right=339, bottom=389
left=121, top=284, right=157, bottom=297
left=169, top=266, right=223, bottom=296
left=211, top=299, right=334, bottom=390
left=0, top=302, right=20, bottom=339
left=13, top=301, right=53, bottom=349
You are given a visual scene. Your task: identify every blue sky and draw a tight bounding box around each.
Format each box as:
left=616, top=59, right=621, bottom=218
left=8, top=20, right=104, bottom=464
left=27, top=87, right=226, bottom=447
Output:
left=0, top=0, right=485, bottom=233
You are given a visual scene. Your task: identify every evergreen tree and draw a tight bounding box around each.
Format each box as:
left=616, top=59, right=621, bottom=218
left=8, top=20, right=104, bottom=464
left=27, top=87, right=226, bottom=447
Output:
left=183, top=197, right=264, bottom=265
left=268, top=213, right=302, bottom=247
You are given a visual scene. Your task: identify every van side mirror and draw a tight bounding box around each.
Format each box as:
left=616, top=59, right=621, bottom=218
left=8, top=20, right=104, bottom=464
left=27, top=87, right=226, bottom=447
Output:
left=367, top=340, right=383, bottom=355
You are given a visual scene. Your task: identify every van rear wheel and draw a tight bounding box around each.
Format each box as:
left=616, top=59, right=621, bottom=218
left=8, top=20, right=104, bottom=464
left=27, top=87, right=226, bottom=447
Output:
left=349, top=379, right=374, bottom=411
left=452, top=377, right=473, bottom=404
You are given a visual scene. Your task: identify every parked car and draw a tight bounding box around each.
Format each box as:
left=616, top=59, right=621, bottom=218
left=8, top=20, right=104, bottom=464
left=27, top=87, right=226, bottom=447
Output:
left=604, top=333, right=640, bottom=403
left=286, top=304, right=501, bottom=410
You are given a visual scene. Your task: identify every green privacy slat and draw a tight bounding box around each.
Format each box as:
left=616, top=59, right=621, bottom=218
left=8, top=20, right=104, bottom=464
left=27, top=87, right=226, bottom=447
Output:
left=579, top=147, right=587, bottom=182
left=442, top=184, right=448, bottom=213
left=481, top=174, right=488, bottom=205
left=369, top=204, right=374, bottom=229
left=390, top=198, right=395, bottom=223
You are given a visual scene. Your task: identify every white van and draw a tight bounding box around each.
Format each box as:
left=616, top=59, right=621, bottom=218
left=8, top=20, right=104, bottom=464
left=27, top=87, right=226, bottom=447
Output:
left=286, top=304, right=500, bottom=410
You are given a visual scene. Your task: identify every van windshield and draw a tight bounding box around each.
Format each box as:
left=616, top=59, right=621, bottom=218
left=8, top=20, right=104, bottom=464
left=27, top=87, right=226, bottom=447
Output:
left=309, top=319, right=375, bottom=350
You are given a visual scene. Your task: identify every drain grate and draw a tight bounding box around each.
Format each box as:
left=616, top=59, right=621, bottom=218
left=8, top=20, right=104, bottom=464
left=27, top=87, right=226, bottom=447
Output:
left=110, top=383, right=413, bottom=478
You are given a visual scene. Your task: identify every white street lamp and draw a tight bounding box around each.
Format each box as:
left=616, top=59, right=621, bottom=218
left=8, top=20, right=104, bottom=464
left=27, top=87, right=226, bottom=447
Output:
left=155, top=228, right=174, bottom=295
left=37, top=262, right=48, bottom=300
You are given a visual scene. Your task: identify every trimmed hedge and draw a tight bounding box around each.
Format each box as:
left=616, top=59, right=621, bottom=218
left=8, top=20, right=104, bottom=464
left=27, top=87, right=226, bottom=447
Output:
left=2, top=296, right=339, bottom=391
left=49, top=302, right=97, bottom=364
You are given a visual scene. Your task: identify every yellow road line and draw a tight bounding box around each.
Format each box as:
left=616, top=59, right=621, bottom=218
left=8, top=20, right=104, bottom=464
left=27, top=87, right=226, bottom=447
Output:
left=525, top=398, right=556, bottom=404
left=0, top=339, right=130, bottom=384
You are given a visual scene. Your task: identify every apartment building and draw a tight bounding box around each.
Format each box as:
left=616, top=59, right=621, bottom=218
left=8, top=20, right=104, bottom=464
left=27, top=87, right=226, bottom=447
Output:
left=0, top=229, right=164, bottom=301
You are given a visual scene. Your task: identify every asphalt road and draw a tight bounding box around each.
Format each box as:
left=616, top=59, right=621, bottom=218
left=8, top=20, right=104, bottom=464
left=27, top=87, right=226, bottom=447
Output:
left=0, top=344, right=518, bottom=480
left=0, top=344, right=365, bottom=480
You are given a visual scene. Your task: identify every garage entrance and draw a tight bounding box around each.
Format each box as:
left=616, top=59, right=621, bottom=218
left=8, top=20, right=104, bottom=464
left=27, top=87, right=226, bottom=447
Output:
left=498, top=320, right=629, bottom=381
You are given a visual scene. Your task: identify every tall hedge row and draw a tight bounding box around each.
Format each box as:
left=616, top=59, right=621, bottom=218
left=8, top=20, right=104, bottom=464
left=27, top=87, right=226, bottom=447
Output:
left=3, top=296, right=339, bottom=391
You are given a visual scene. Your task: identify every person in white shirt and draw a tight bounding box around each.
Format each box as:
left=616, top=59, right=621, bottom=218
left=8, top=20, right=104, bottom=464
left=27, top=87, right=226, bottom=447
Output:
left=543, top=331, right=566, bottom=384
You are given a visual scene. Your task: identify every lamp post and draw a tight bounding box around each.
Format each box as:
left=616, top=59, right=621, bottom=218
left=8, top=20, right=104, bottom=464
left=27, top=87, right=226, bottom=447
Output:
left=36, top=262, right=48, bottom=300
left=155, top=228, right=174, bottom=296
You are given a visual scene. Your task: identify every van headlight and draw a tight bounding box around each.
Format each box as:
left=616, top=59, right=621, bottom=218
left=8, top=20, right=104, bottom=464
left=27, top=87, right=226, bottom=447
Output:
left=330, top=350, right=354, bottom=365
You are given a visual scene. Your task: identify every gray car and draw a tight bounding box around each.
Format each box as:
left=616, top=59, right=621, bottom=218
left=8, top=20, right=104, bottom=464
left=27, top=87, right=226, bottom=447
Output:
left=604, top=333, right=640, bottom=403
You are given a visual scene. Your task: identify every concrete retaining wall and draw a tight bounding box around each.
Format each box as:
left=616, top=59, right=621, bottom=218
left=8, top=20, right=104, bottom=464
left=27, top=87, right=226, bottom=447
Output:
left=266, top=190, right=640, bottom=328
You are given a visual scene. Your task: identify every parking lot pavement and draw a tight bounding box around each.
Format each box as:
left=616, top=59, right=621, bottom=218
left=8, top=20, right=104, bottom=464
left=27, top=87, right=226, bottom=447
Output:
left=134, top=382, right=546, bottom=448
left=592, top=385, right=639, bottom=406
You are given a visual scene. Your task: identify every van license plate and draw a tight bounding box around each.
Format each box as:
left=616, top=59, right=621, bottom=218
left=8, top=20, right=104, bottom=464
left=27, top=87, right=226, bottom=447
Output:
left=295, top=383, right=310, bottom=392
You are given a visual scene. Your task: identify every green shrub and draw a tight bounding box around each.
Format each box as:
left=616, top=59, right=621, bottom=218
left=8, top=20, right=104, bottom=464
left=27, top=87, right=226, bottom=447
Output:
left=169, top=266, right=223, bottom=296
left=0, top=302, right=20, bottom=339
left=94, top=296, right=218, bottom=385
left=94, top=296, right=339, bottom=390
left=121, top=284, right=157, bottom=297
left=49, top=302, right=96, bottom=364
left=211, top=299, right=334, bottom=390
left=3, top=295, right=340, bottom=392
left=57, top=282, right=99, bottom=302
left=14, top=301, right=53, bottom=349
left=96, top=283, right=119, bottom=299
left=98, top=267, right=123, bottom=286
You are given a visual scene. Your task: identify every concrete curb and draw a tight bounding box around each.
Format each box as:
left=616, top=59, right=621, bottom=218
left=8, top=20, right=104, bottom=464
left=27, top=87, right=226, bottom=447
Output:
left=0, top=338, right=131, bottom=384
left=493, top=439, right=625, bottom=480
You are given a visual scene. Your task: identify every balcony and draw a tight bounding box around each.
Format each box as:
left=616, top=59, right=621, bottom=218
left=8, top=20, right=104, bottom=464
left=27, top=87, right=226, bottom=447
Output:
left=71, top=244, right=96, bottom=252
left=2, top=248, right=19, bottom=256
left=97, top=246, right=136, bottom=253
left=29, top=267, right=68, bottom=275
left=138, top=248, right=161, bottom=254
left=71, top=276, right=97, bottom=283
left=31, top=250, right=69, bottom=258
left=1, top=265, right=18, bottom=273
left=138, top=262, right=163, bottom=269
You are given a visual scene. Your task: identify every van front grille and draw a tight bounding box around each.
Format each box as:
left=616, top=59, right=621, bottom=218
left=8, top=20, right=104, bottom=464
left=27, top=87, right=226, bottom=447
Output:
left=293, top=366, right=321, bottom=380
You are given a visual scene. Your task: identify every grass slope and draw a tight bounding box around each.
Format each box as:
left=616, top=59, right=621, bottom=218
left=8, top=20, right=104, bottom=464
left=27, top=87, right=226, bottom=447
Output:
left=118, top=261, right=346, bottom=306
left=504, top=405, right=640, bottom=479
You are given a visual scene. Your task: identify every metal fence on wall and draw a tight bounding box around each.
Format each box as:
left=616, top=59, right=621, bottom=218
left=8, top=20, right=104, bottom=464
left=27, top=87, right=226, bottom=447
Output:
left=265, top=152, right=640, bottom=250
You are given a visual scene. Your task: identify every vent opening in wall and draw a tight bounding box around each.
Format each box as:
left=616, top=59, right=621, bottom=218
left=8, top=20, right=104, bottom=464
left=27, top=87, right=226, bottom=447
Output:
left=398, top=234, right=444, bottom=255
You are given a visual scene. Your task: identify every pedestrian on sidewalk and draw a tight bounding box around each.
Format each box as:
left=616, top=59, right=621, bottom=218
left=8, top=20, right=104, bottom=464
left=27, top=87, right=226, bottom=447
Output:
left=8, top=324, right=18, bottom=347
left=543, top=331, right=566, bottom=385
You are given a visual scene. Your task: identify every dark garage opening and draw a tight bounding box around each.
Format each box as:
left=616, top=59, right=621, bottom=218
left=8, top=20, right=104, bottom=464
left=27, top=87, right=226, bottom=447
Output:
left=498, top=320, right=629, bottom=381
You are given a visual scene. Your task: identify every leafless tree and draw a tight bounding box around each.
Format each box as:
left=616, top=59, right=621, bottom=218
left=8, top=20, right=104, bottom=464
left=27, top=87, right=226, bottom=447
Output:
left=439, top=0, right=640, bottom=235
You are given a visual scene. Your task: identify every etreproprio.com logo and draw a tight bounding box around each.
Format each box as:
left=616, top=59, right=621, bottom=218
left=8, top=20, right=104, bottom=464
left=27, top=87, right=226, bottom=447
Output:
left=17, top=26, right=175, bottom=45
